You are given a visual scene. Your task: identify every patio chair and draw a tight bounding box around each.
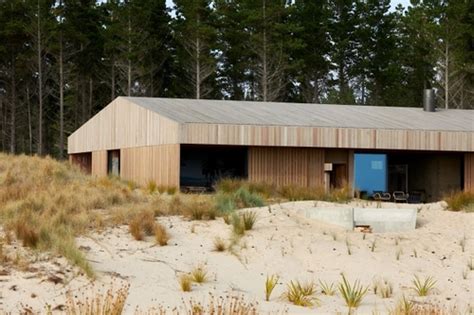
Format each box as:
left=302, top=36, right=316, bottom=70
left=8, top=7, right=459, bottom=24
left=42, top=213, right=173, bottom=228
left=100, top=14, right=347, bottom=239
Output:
left=393, top=191, right=409, bottom=203
left=373, top=191, right=391, bottom=202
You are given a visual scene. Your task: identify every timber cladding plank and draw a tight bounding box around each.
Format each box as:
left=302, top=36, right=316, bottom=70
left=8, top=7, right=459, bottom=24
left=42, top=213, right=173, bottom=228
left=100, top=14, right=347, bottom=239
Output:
left=248, top=147, right=324, bottom=187
left=91, top=150, right=107, bottom=177
left=68, top=98, right=180, bottom=154
left=120, top=144, right=180, bottom=187
left=465, top=153, right=474, bottom=192
left=181, top=123, right=473, bottom=152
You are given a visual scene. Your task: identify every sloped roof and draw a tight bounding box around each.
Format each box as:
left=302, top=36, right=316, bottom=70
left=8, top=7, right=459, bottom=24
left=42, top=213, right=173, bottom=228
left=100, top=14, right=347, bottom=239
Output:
left=122, top=97, right=473, bottom=132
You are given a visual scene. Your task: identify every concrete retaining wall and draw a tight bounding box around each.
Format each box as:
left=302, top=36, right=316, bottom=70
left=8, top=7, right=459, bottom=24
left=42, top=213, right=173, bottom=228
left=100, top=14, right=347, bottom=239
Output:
left=303, top=207, right=417, bottom=233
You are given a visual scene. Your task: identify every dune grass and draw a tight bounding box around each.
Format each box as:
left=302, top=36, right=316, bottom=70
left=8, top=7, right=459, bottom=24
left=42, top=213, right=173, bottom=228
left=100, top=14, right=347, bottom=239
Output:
left=444, top=191, right=474, bottom=212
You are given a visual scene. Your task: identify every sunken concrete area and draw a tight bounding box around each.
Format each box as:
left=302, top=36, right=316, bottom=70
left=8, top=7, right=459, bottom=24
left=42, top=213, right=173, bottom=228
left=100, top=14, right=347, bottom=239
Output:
left=302, top=206, right=417, bottom=233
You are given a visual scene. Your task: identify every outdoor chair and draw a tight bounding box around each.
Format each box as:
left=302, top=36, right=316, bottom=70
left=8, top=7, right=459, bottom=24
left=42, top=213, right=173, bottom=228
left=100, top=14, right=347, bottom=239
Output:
left=393, top=191, right=409, bottom=203
left=373, top=191, right=391, bottom=202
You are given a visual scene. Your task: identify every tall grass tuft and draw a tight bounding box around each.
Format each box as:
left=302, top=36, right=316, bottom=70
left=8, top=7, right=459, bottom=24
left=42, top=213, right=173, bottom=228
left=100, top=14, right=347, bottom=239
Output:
left=179, top=274, right=192, bottom=292
left=213, top=237, right=227, bottom=252
left=242, top=211, right=257, bottom=230
left=319, top=280, right=336, bottom=296
left=338, top=274, right=368, bottom=311
left=65, top=283, right=129, bottom=315
left=231, top=213, right=246, bottom=236
left=444, top=191, right=474, bottom=212
left=154, top=222, right=169, bottom=246
left=265, top=274, right=279, bottom=301
left=190, top=265, right=208, bottom=283
left=412, top=275, right=436, bottom=296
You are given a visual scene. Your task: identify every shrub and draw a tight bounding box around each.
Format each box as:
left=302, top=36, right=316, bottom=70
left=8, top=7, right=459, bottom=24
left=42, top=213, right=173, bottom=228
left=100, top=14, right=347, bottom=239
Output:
left=338, top=274, right=368, bottom=310
left=184, top=196, right=215, bottom=220
left=168, top=195, right=183, bottom=215
left=129, top=218, right=144, bottom=241
left=213, top=237, right=227, bottom=252
left=242, top=211, right=257, bottom=230
left=146, top=180, right=157, bottom=194
left=234, top=187, right=265, bottom=208
left=265, top=274, right=279, bottom=301
left=191, top=265, right=208, bottom=283
left=128, top=210, right=157, bottom=240
left=412, top=275, right=436, bottom=296
left=215, top=193, right=236, bottom=213
left=282, top=280, right=319, bottom=307
left=444, top=191, right=474, bottom=212
left=154, top=223, right=169, bottom=246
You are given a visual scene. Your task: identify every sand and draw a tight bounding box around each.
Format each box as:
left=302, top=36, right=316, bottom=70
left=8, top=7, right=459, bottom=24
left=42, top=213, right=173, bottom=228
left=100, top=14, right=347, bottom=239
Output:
left=1, top=200, right=473, bottom=314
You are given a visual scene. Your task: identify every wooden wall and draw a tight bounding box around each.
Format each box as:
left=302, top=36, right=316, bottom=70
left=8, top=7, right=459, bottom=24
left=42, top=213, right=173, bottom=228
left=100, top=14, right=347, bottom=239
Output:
left=465, top=153, right=474, bottom=192
left=248, top=147, right=325, bottom=187
left=120, top=144, right=180, bottom=187
left=68, top=97, right=180, bottom=154
left=91, top=150, right=107, bottom=177
left=181, top=123, right=473, bottom=152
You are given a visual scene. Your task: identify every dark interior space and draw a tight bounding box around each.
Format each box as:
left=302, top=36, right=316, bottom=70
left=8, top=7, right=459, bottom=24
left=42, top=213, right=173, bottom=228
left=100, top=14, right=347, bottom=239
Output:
left=107, top=150, right=120, bottom=176
left=71, top=152, right=92, bottom=174
left=180, top=145, right=248, bottom=189
left=388, top=152, right=463, bottom=202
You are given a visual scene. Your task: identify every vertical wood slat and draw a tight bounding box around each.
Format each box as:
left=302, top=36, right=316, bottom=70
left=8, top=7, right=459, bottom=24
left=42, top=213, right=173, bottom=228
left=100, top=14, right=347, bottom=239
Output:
left=120, top=144, right=180, bottom=187
left=465, top=153, right=474, bottom=192
left=248, top=147, right=324, bottom=187
left=91, top=150, right=107, bottom=177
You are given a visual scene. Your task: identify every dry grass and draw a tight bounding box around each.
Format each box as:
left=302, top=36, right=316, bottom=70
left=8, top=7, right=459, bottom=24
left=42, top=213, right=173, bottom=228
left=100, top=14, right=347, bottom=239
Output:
left=241, top=211, right=257, bottom=230
left=154, top=222, right=169, bottom=246
left=0, top=154, right=143, bottom=277
left=213, top=237, right=227, bottom=252
left=179, top=274, right=192, bottom=292
left=412, top=275, right=437, bottom=296
left=319, top=280, right=336, bottom=296
left=65, top=283, right=129, bottom=315
left=338, top=274, right=368, bottom=310
left=444, top=191, right=474, bottom=212
left=373, top=278, right=393, bottom=298
left=190, top=265, right=208, bottom=283
left=128, top=210, right=157, bottom=241
left=388, top=296, right=458, bottom=315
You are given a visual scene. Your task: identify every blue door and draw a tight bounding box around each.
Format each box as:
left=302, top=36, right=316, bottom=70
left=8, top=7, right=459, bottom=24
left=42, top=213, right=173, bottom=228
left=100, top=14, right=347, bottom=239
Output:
left=354, top=153, right=387, bottom=195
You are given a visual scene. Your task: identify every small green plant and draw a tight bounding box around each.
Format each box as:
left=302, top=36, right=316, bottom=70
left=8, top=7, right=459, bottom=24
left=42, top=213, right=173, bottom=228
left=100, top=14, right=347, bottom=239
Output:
left=338, top=274, right=368, bottom=311
left=282, top=280, right=319, bottom=307
left=411, top=275, right=436, bottom=296
left=231, top=213, right=245, bottom=236
left=460, top=236, right=466, bottom=252
left=179, top=274, right=192, bottom=292
left=373, top=279, right=393, bottom=298
left=371, top=239, right=376, bottom=252
left=319, top=280, right=336, bottom=296
left=213, top=237, right=226, bottom=252
left=241, top=211, right=257, bottom=230
left=265, top=274, right=279, bottom=301
left=191, top=265, right=208, bottom=283
left=346, top=238, right=352, bottom=255
left=396, top=247, right=402, bottom=261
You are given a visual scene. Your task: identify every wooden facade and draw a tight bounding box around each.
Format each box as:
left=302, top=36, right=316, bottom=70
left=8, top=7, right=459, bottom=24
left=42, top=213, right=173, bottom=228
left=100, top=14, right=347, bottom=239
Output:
left=248, top=147, right=325, bottom=187
left=120, top=144, right=180, bottom=187
left=68, top=98, right=179, bottom=154
left=67, top=97, right=473, bottom=192
left=465, top=153, right=474, bottom=192
left=180, top=124, right=473, bottom=152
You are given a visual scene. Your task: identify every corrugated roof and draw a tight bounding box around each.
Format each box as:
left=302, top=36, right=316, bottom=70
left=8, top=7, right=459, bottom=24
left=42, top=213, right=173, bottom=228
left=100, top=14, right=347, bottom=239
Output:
left=123, top=97, right=474, bottom=132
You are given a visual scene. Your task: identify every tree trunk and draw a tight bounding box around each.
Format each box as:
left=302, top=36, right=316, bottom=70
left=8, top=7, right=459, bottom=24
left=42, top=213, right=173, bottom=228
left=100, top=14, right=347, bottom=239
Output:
left=445, top=43, right=449, bottom=110
left=196, top=37, right=201, bottom=99
left=10, top=60, right=16, bottom=154
left=89, top=77, right=93, bottom=117
left=127, top=14, right=132, bottom=96
left=111, top=57, right=115, bottom=101
left=27, top=87, right=32, bottom=154
left=261, top=0, right=267, bottom=102
left=37, top=0, right=43, bottom=155
left=59, top=29, right=64, bottom=158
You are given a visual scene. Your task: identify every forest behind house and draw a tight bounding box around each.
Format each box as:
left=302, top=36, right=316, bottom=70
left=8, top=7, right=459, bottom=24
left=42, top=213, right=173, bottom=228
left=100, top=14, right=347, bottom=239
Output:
left=0, top=0, right=472, bottom=158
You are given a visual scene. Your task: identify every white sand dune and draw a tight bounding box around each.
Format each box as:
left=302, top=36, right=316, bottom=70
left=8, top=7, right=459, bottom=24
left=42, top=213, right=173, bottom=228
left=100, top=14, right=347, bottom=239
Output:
left=1, top=201, right=473, bottom=314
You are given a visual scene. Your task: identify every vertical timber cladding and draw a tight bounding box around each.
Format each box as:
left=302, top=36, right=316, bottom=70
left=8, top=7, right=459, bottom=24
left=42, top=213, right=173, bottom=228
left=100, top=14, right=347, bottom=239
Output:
left=91, top=151, right=107, bottom=177
left=248, top=147, right=325, bottom=187
left=465, top=153, right=474, bottom=191
left=120, top=144, right=180, bottom=187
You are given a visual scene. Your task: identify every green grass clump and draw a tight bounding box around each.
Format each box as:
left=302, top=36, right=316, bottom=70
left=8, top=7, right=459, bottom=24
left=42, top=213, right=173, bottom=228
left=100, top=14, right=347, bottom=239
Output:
left=190, top=265, right=208, bottom=283
left=282, top=280, right=319, bottom=307
left=231, top=213, right=246, bottom=236
left=242, top=211, right=257, bottom=230
left=265, top=274, right=279, bottom=301
left=319, top=280, right=336, bottom=296
left=234, top=187, right=265, bottom=208
left=444, top=191, right=474, bottom=212
left=338, top=274, right=368, bottom=311
left=412, top=275, right=436, bottom=296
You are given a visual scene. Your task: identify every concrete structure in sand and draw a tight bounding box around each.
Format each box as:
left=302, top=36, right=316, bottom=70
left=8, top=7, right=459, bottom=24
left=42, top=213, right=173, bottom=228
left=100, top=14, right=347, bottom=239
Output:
left=68, top=97, right=474, bottom=201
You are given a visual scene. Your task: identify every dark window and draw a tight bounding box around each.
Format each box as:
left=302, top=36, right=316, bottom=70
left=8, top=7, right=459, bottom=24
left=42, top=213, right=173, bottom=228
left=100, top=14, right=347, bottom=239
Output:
left=107, top=150, right=120, bottom=176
